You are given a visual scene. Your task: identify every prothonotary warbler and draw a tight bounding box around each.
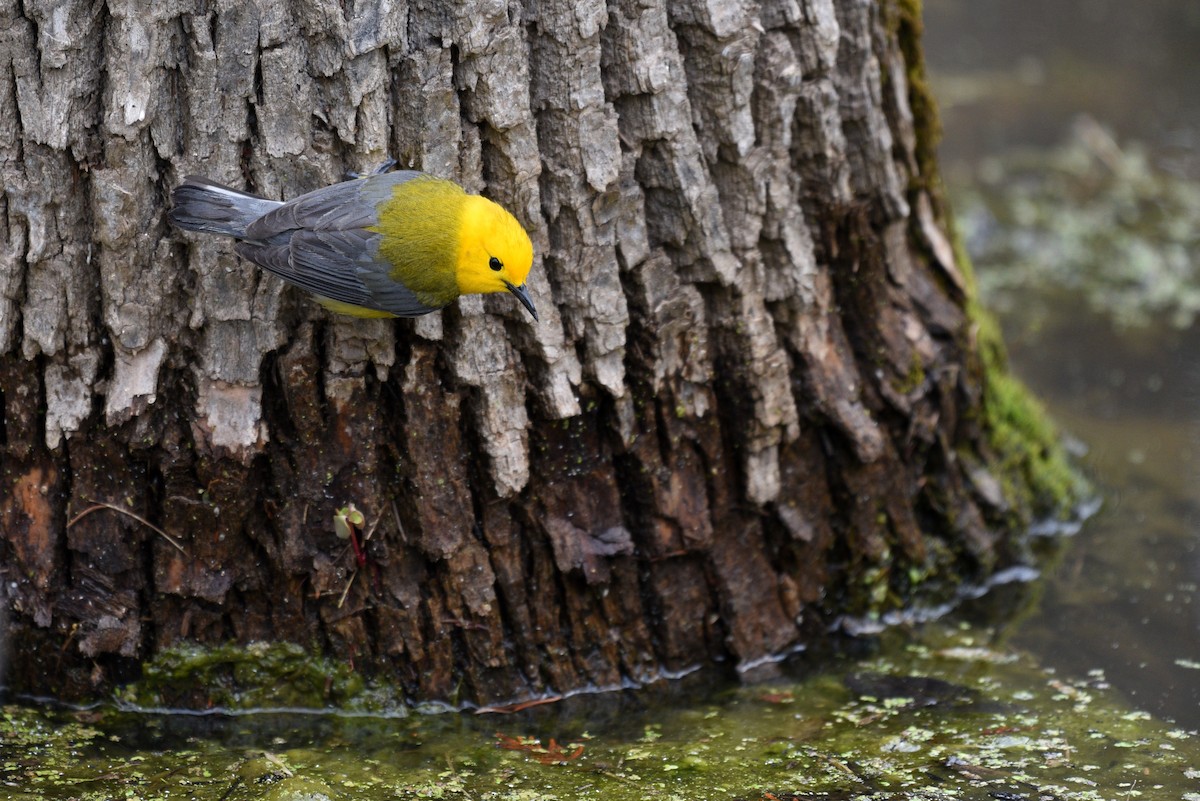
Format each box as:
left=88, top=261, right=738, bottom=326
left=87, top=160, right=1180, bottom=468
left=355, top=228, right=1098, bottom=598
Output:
left=169, top=167, right=538, bottom=320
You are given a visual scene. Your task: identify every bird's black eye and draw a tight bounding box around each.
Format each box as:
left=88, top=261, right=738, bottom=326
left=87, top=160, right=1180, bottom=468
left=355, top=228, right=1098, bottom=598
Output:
left=489, top=256, right=503, bottom=272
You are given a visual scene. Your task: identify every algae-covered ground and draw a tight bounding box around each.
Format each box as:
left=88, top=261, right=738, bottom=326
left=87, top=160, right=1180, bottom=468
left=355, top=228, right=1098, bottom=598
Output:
left=3, top=619, right=1198, bottom=800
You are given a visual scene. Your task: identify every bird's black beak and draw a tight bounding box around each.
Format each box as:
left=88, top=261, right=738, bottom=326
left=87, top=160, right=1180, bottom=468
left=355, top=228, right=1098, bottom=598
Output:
left=504, top=281, right=538, bottom=321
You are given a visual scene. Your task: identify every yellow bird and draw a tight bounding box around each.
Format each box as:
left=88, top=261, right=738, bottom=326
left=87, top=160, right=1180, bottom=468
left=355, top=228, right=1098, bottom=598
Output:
left=169, top=167, right=537, bottom=320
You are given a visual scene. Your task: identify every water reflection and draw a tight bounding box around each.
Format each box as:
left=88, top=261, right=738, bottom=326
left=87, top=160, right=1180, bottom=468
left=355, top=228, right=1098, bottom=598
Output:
left=1001, top=309, right=1200, bottom=729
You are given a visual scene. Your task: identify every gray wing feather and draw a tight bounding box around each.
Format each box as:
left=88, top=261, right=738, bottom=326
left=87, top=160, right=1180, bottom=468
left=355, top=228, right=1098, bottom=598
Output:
left=244, top=171, right=425, bottom=240
left=236, top=170, right=440, bottom=316
left=236, top=228, right=440, bottom=317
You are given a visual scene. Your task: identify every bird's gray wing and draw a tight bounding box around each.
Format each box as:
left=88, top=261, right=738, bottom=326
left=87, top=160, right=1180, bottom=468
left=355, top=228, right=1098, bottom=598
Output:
left=243, top=171, right=425, bottom=240
left=236, top=228, right=442, bottom=317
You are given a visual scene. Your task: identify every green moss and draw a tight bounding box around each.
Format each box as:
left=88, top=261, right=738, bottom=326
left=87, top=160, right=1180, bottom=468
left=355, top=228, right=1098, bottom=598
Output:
left=973, top=302, right=1087, bottom=517
left=892, top=351, right=926, bottom=395
left=939, top=143, right=1084, bottom=518
left=887, top=0, right=1082, bottom=518
left=889, top=0, right=945, bottom=197
left=117, top=640, right=398, bottom=713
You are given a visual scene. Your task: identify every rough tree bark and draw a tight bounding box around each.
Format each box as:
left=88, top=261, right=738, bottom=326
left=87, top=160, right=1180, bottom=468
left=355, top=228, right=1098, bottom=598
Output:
left=0, top=0, right=1072, bottom=702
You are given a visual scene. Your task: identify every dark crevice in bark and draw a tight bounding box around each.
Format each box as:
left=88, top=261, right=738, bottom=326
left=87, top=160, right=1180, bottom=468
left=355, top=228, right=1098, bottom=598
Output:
left=18, top=1, right=44, bottom=94
left=5, top=70, right=25, bottom=164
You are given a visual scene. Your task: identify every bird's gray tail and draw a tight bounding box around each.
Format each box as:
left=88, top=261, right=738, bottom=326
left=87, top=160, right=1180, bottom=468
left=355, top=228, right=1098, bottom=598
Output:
left=168, top=176, right=281, bottom=238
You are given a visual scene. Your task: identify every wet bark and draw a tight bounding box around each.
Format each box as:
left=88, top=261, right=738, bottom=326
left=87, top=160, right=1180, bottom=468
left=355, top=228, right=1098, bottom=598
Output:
left=1, top=0, right=1054, bottom=702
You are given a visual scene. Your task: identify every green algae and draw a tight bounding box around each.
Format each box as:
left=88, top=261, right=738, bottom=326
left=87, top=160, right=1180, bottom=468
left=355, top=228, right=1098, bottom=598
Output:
left=5, top=620, right=1198, bottom=799
left=957, top=122, right=1200, bottom=333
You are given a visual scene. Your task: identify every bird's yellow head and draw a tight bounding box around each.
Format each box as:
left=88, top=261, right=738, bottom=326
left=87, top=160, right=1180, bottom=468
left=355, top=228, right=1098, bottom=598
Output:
left=455, top=195, right=537, bottom=320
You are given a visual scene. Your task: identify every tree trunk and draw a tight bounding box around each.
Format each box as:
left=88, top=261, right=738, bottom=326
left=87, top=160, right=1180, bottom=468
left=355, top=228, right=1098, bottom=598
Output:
left=0, top=0, right=1073, bottom=702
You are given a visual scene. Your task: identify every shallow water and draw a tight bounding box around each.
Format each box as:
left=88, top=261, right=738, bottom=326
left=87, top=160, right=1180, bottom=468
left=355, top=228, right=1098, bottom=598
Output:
left=5, top=618, right=1199, bottom=800
left=995, top=305, right=1200, bottom=729
left=927, top=0, right=1200, bottom=730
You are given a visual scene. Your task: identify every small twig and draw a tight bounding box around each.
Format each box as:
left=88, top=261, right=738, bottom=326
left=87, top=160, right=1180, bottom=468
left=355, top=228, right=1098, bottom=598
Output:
left=363, top=512, right=381, bottom=543
left=390, top=498, right=406, bottom=539
left=477, top=695, right=564, bottom=714
left=337, top=569, right=357, bottom=609
left=217, top=775, right=244, bottom=801
left=68, top=501, right=186, bottom=554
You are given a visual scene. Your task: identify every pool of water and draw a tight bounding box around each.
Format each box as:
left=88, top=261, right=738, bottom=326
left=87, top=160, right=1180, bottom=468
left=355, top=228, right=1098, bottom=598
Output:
left=927, top=0, right=1200, bottom=731
left=6, top=617, right=1198, bottom=800
left=1001, top=310, right=1200, bottom=729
